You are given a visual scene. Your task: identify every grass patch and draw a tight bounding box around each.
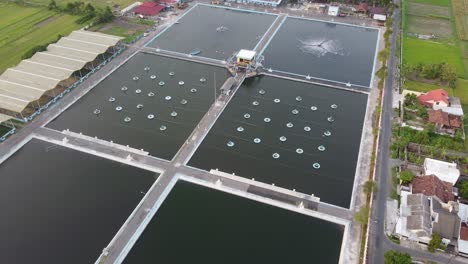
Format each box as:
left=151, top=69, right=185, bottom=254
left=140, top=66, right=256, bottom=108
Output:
left=26, top=0, right=137, bottom=9
left=404, top=79, right=451, bottom=92
left=128, top=18, right=156, bottom=26
left=403, top=37, right=465, bottom=77
left=101, top=26, right=143, bottom=43
left=409, top=0, right=450, bottom=7
left=451, top=0, right=468, bottom=41
left=0, top=3, right=81, bottom=73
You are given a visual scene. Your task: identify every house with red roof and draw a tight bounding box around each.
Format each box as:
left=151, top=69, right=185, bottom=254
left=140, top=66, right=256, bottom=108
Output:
left=411, top=175, right=454, bottom=203
left=428, top=109, right=462, bottom=131
left=417, top=89, right=449, bottom=107
left=133, top=2, right=165, bottom=16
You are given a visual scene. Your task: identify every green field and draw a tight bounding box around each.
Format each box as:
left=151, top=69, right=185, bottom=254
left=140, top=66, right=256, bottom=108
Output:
left=409, top=0, right=449, bottom=6
left=0, top=3, right=81, bottom=73
left=403, top=37, right=465, bottom=76
left=26, top=0, right=136, bottom=9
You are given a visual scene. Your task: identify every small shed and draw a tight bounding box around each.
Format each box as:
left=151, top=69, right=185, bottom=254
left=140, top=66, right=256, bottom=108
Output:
left=236, top=49, right=256, bottom=68
left=328, top=6, right=339, bottom=16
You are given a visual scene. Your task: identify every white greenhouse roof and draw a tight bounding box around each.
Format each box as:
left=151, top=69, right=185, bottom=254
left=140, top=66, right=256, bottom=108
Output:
left=237, top=49, right=256, bottom=60
left=0, top=30, right=122, bottom=114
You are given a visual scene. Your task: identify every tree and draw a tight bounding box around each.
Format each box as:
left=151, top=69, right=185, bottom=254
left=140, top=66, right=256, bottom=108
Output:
left=48, top=0, right=57, bottom=10
left=428, top=233, right=442, bottom=252
left=384, top=250, right=412, bottom=264
left=95, top=6, right=114, bottom=24
left=354, top=206, right=370, bottom=225
left=399, top=170, right=415, bottom=184
left=363, top=180, right=378, bottom=195
left=460, top=180, right=468, bottom=200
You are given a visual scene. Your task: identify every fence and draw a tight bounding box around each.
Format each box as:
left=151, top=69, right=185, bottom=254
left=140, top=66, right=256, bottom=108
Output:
left=0, top=121, right=16, bottom=142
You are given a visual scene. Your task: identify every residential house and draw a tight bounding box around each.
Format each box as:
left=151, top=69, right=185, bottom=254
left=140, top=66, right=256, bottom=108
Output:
left=433, top=97, right=464, bottom=117
left=328, top=6, right=339, bottom=16
left=423, top=158, right=460, bottom=186
left=418, top=89, right=449, bottom=108
left=355, top=2, right=368, bottom=13
left=369, top=6, right=386, bottom=21
left=458, top=203, right=468, bottom=256
left=412, top=175, right=455, bottom=203
left=396, top=192, right=460, bottom=245
left=428, top=109, right=462, bottom=132
left=133, top=2, right=165, bottom=17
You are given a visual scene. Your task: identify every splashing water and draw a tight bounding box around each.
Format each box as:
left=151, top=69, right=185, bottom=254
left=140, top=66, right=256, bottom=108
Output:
left=216, top=26, right=229, bottom=32
left=298, top=37, right=346, bottom=57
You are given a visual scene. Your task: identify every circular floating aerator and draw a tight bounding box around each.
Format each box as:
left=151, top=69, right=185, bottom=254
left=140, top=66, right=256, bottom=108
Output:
left=304, top=126, right=311, bottom=132
left=254, top=138, right=261, bottom=144
left=274, top=98, right=281, bottom=103
left=132, top=76, right=139, bottom=81
left=296, top=96, right=302, bottom=102
left=135, top=89, right=142, bottom=94
left=237, top=126, right=244, bottom=132
left=324, top=130, right=332, bottom=137
left=137, top=104, right=144, bottom=109
left=179, top=81, right=185, bottom=86
left=200, top=77, right=206, bottom=83
left=296, top=148, right=304, bottom=154
left=180, top=99, right=188, bottom=105
left=264, top=117, right=271, bottom=123
left=171, top=111, right=178, bottom=117
left=148, top=92, right=155, bottom=97
left=147, top=114, right=155, bottom=120
left=244, top=113, right=251, bottom=119
left=108, top=97, right=116, bottom=102
left=121, top=86, right=128, bottom=91
left=169, top=72, right=175, bottom=76
left=159, top=81, right=165, bottom=86
left=150, top=75, right=156, bottom=80
left=279, top=136, right=287, bottom=142
left=292, top=109, right=299, bottom=115
left=160, top=125, right=167, bottom=131
left=190, top=88, right=197, bottom=93
left=313, top=163, right=321, bottom=169
left=115, top=106, right=123, bottom=111
left=259, top=89, right=266, bottom=95
left=252, top=101, right=259, bottom=106
left=318, top=145, right=326, bottom=152
left=331, top=104, right=338, bottom=109
left=227, top=141, right=235, bottom=147
left=310, top=106, right=318, bottom=111
left=165, top=96, right=172, bottom=101
left=144, top=67, right=150, bottom=71
left=327, top=116, right=334, bottom=122
left=272, top=153, right=280, bottom=159
left=124, top=117, right=132, bottom=123
left=93, top=109, right=101, bottom=115
left=286, top=122, right=294, bottom=128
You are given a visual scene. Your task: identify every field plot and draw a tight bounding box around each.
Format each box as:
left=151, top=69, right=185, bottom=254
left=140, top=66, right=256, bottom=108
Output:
left=0, top=139, right=157, bottom=264
left=146, top=4, right=277, bottom=60
left=189, top=76, right=367, bottom=208
left=48, top=52, right=230, bottom=160
left=0, top=3, right=80, bottom=73
left=123, top=181, right=344, bottom=264
left=261, top=17, right=379, bottom=87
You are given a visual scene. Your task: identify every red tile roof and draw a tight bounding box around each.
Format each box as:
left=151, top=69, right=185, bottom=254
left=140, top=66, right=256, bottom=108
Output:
left=417, top=89, right=449, bottom=107
left=461, top=222, right=468, bottom=241
left=449, top=114, right=462, bottom=128
left=428, top=109, right=462, bottom=128
left=356, top=2, right=368, bottom=12
left=134, top=2, right=165, bottom=16
left=428, top=109, right=449, bottom=126
left=412, top=175, right=454, bottom=203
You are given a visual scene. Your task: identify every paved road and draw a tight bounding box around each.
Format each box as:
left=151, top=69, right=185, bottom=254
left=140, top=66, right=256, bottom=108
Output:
left=367, top=3, right=468, bottom=263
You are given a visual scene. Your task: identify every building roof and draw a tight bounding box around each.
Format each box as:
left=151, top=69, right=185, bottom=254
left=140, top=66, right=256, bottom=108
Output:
left=428, top=109, right=461, bottom=128
left=432, top=198, right=461, bottom=241
left=397, top=192, right=432, bottom=241
left=424, top=158, right=460, bottom=185
left=356, top=2, right=368, bottom=12
left=0, top=113, right=13, bottom=124
left=433, top=105, right=464, bottom=116
left=418, top=89, right=449, bottom=107
left=0, top=30, right=122, bottom=114
left=412, top=175, right=454, bottom=203
left=237, top=49, right=256, bottom=60
left=369, top=6, right=386, bottom=15
left=134, top=2, right=165, bottom=16
left=459, top=223, right=468, bottom=254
